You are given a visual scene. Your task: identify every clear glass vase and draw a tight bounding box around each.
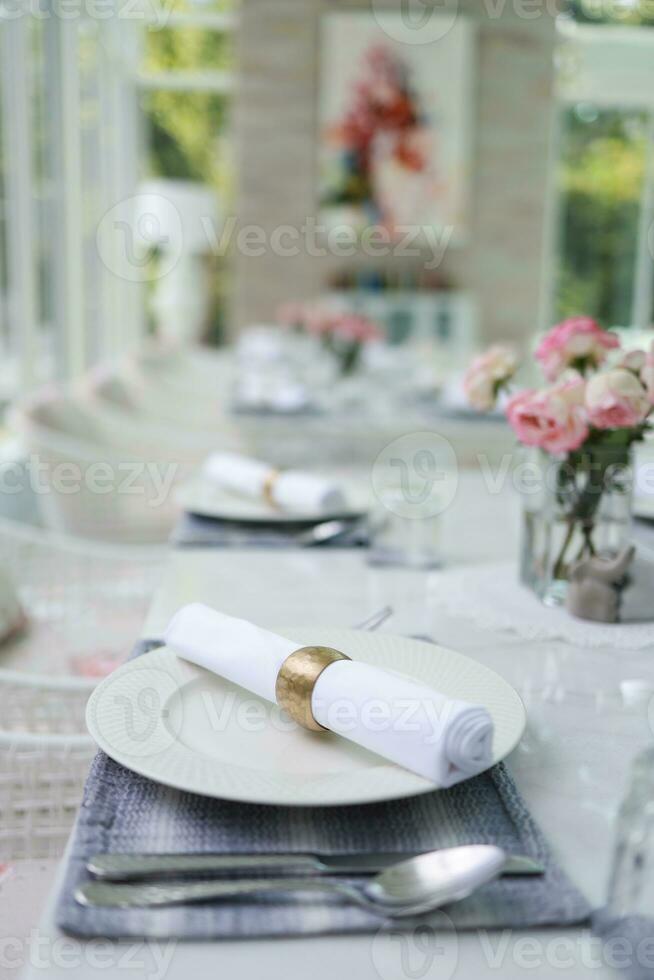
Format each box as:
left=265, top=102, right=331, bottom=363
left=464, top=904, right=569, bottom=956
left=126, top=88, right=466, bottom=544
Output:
left=520, top=446, right=634, bottom=605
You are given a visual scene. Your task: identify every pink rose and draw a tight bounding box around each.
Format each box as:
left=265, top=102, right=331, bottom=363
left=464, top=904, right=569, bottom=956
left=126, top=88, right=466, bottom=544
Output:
left=585, top=368, right=650, bottom=429
left=330, top=313, right=383, bottom=344
left=507, top=378, right=589, bottom=454
left=463, top=345, right=518, bottom=411
left=535, top=317, right=619, bottom=381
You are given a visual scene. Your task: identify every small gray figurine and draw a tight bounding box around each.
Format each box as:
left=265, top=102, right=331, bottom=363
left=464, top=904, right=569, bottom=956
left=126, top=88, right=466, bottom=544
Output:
left=566, top=545, right=636, bottom=624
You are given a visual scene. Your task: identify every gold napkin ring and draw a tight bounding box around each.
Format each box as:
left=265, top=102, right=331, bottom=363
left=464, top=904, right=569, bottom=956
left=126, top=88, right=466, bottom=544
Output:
left=275, top=646, right=351, bottom=732
left=262, top=469, right=280, bottom=508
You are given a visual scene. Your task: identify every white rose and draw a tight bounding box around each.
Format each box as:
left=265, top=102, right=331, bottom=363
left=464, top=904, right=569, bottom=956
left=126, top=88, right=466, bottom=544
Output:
left=463, top=345, right=518, bottom=412
left=586, top=368, right=649, bottom=429
left=620, top=350, right=647, bottom=372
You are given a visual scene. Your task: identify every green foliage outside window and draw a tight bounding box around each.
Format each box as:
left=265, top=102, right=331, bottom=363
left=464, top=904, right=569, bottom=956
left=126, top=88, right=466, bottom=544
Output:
left=142, top=13, right=235, bottom=341
left=555, top=108, right=648, bottom=328
left=569, top=0, right=654, bottom=26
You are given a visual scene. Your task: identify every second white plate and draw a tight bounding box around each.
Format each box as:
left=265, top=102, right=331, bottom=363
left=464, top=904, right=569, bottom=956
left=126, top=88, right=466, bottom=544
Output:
left=86, top=628, right=526, bottom=807
left=175, top=476, right=370, bottom=525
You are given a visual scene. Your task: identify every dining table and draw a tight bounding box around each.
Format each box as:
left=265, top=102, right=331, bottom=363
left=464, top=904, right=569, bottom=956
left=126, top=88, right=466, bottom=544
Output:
left=6, top=468, right=652, bottom=980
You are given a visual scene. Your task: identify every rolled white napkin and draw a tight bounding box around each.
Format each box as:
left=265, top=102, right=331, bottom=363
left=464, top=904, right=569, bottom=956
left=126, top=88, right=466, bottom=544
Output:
left=165, top=603, right=494, bottom=788
left=235, top=374, right=310, bottom=413
left=202, top=452, right=346, bottom=514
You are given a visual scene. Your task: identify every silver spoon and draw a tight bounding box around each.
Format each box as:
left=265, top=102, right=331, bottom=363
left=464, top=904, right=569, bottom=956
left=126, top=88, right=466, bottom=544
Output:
left=296, top=518, right=362, bottom=547
left=75, top=844, right=507, bottom=917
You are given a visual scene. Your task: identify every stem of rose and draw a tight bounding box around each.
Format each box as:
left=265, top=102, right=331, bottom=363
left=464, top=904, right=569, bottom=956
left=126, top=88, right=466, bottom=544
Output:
left=341, top=340, right=362, bottom=376
left=552, top=519, right=577, bottom=581
left=581, top=522, right=597, bottom=559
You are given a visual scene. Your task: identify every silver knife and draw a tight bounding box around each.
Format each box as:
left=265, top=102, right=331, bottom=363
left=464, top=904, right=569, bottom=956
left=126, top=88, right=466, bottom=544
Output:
left=87, top=851, right=544, bottom=881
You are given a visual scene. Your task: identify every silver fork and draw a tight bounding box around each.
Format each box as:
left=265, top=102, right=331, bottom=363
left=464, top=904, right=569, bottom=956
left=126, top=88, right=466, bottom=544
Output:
left=353, top=605, right=393, bottom=631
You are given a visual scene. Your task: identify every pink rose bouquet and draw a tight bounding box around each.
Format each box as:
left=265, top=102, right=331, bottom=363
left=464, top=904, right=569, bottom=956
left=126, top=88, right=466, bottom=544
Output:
left=465, top=318, right=652, bottom=590
left=466, top=319, right=651, bottom=451
left=276, top=300, right=382, bottom=376
left=321, top=311, right=383, bottom=375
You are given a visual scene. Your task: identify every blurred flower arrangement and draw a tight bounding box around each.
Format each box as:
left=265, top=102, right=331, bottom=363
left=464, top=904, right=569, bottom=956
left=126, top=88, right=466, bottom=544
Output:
left=464, top=317, right=654, bottom=598
left=277, top=301, right=383, bottom=377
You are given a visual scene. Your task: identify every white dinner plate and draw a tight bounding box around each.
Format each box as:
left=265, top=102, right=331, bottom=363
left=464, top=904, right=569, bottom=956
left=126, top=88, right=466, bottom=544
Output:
left=86, top=628, right=526, bottom=807
left=175, top=476, right=370, bottom=524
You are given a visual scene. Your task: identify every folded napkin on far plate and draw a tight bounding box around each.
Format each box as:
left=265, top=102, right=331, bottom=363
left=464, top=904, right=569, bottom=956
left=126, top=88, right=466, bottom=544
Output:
left=202, top=452, right=347, bottom=513
left=233, top=376, right=311, bottom=414
left=56, top=642, right=590, bottom=941
left=165, top=603, right=494, bottom=788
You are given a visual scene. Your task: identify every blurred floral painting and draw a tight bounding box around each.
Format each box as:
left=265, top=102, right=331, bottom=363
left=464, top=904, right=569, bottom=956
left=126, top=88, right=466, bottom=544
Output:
left=319, top=13, right=473, bottom=239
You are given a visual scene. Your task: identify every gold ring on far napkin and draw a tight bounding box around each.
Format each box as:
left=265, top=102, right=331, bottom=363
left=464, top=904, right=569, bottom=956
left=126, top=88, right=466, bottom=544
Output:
left=262, top=469, right=280, bottom=508
left=275, top=646, right=351, bottom=732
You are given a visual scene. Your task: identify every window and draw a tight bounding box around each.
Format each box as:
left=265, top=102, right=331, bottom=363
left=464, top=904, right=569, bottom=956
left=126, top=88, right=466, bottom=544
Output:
left=549, top=17, right=654, bottom=332
left=138, top=0, right=237, bottom=342
left=0, top=0, right=237, bottom=397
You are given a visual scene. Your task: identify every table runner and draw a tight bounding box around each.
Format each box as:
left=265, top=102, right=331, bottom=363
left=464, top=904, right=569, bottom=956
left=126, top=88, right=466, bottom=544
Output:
left=429, top=560, right=654, bottom=650
left=57, top=641, right=589, bottom=939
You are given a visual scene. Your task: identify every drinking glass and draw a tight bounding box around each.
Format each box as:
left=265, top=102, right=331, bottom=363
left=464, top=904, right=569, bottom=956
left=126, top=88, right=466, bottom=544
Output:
left=367, top=488, right=443, bottom=569
left=605, top=746, right=654, bottom=919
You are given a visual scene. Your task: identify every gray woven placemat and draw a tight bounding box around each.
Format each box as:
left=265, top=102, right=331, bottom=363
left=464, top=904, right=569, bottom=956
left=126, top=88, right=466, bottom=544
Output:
left=593, top=910, right=654, bottom=979
left=57, top=641, right=590, bottom=940
left=171, top=512, right=368, bottom=549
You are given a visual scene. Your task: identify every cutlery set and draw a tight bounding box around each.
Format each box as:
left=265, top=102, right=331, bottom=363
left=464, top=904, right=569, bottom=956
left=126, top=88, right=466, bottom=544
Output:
left=77, top=847, right=544, bottom=914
